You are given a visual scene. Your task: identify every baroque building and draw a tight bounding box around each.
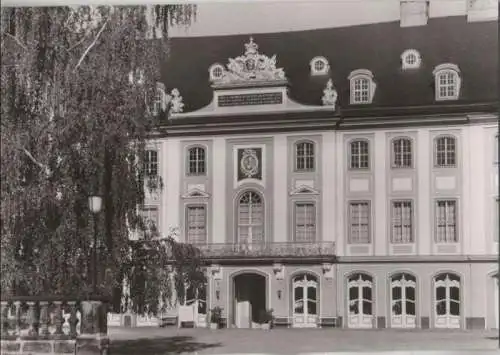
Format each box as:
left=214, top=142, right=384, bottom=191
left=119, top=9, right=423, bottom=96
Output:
left=112, top=2, right=498, bottom=330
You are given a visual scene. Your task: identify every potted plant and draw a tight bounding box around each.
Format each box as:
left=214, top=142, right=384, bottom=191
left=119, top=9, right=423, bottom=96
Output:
left=259, top=308, right=273, bottom=330
left=209, top=306, right=223, bottom=329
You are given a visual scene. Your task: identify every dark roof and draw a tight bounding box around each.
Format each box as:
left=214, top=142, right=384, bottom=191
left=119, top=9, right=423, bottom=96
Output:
left=161, top=16, right=498, bottom=115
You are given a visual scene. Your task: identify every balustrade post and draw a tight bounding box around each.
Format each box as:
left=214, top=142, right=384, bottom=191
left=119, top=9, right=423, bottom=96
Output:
left=26, top=301, right=38, bottom=337
left=67, top=301, right=78, bottom=338
left=14, top=301, right=21, bottom=337
left=78, top=300, right=109, bottom=355
left=39, top=301, right=50, bottom=337
left=0, top=301, right=9, bottom=336
left=53, top=301, right=64, bottom=336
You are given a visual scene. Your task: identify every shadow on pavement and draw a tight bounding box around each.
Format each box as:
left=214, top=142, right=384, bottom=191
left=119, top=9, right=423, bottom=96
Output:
left=110, top=335, right=222, bottom=355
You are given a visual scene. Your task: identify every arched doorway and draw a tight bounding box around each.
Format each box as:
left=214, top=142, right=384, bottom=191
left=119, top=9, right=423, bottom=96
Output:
left=292, top=273, right=319, bottom=328
left=232, top=273, right=267, bottom=328
left=347, top=273, right=374, bottom=328
left=390, top=273, right=417, bottom=328
left=433, top=273, right=461, bottom=329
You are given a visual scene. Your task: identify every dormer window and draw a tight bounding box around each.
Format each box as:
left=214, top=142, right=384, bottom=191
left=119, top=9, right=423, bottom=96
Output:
left=209, top=64, right=224, bottom=82
left=401, top=49, right=422, bottom=70
left=433, top=64, right=461, bottom=101
left=310, top=56, right=329, bottom=76
left=150, top=82, right=168, bottom=116
left=348, top=69, right=376, bottom=105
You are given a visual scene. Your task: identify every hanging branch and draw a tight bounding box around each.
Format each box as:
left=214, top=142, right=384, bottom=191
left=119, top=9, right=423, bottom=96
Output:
left=74, top=17, right=109, bottom=71
left=3, top=32, right=27, bottom=50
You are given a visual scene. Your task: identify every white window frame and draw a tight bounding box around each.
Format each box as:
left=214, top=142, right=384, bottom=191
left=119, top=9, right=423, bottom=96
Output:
left=294, top=202, right=316, bottom=242
left=139, top=205, right=159, bottom=236
left=295, top=141, right=315, bottom=172
left=434, top=135, right=457, bottom=168
left=209, top=63, right=225, bottom=81
left=349, top=139, right=370, bottom=170
left=237, top=190, right=264, bottom=245
left=348, top=201, right=371, bottom=244
left=392, top=137, right=413, bottom=168
left=433, top=63, right=461, bottom=101
left=144, top=149, right=159, bottom=177
left=186, top=205, right=207, bottom=245
left=435, top=199, right=458, bottom=243
left=187, top=146, right=206, bottom=176
left=309, top=56, right=330, bottom=76
left=391, top=200, right=414, bottom=244
left=292, top=274, right=319, bottom=328
left=348, top=69, right=376, bottom=104
left=401, top=49, right=422, bottom=70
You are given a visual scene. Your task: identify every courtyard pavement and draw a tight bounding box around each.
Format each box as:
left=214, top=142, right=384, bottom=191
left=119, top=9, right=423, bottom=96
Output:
left=108, top=326, right=499, bottom=355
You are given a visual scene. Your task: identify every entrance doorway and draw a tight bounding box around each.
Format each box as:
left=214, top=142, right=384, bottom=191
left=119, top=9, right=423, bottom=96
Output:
left=434, top=273, right=461, bottom=329
left=390, top=273, right=417, bottom=328
left=292, top=273, right=319, bottom=328
left=232, top=273, right=267, bottom=328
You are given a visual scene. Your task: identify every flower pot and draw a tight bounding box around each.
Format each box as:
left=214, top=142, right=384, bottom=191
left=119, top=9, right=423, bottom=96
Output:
left=261, top=323, right=270, bottom=330
left=210, top=322, right=218, bottom=330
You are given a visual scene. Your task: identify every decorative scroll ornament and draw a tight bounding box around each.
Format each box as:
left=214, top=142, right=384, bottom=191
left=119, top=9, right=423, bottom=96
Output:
left=240, top=149, right=259, bottom=178
left=321, top=79, right=338, bottom=108
left=169, top=88, right=184, bottom=114
left=213, top=37, right=286, bottom=84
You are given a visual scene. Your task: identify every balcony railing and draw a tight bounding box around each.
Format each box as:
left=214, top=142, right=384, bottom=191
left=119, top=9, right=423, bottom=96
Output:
left=194, top=241, right=336, bottom=259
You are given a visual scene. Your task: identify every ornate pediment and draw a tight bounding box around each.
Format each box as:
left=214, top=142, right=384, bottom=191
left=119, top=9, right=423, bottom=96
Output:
left=181, top=188, right=210, bottom=199
left=212, top=37, right=287, bottom=86
left=290, top=185, right=320, bottom=195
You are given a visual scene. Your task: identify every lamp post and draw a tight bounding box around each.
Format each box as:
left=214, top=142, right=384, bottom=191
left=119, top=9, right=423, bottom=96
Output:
left=88, top=195, right=103, bottom=295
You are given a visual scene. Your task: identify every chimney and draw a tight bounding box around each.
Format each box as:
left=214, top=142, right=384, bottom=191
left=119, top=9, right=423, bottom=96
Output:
left=400, top=0, right=430, bottom=27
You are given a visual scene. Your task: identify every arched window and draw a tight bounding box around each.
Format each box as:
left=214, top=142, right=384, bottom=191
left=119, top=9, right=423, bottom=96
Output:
left=390, top=273, right=417, bottom=328
left=209, top=63, right=224, bottom=81
left=348, top=69, right=376, bottom=104
left=392, top=137, right=412, bottom=168
left=350, top=139, right=369, bottom=169
left=309, top=56, right=329, bottom=76
left=292, top=274, right=319, bottom=327
left=347, top=273, right=374, bottom=328
left=401, top=49, right=422, bottom=70
left=435, top=136, right=456, bottom=168
left=237, top=191, right=264, bottom=244
left=187, top=146, right=206, bottom=175
left=295, top=141, right=315, bottom=172
left=150, top=82, right=167, bottom=116
left=434, top=273, right=461, bottom=328
left=433, top=64, right=461, bottom=101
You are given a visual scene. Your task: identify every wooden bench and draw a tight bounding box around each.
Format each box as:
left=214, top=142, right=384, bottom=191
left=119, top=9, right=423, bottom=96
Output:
left=273, top=316, right=292, bottom=328
left=159, top=316, right=177, bottom=327
left=320, top=317, right=338, bottom=328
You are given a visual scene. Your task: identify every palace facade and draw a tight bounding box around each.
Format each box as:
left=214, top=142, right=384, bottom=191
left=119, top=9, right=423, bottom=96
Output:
left=111, top=1, right=499, bottom=330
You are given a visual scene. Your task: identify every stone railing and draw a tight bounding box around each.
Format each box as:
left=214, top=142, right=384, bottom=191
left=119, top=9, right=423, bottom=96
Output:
left=1, top=296, right=109, bottom=355
left=195, top=241, right=336, bottom=259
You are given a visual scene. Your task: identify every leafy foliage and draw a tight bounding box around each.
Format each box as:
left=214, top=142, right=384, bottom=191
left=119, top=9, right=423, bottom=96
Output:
left=0, top=5, right=204, bottom=314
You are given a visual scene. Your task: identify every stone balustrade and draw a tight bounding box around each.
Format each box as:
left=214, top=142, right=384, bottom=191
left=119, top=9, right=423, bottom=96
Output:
left=195, top=241, right=336, bottom=260
left=0, top=296, right=109, bottom=355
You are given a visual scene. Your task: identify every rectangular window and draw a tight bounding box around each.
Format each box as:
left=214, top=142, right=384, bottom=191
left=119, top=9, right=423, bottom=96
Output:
left=353, top=78, right=370, bottom=104
left=139, top=206, right=159, bottom=236
left=144, top=150, right=158, bottom=176
left=294, top=202, right=316, bottom=242
left=391, top=200, right=413, bottom=243
left=349, top=201, right=370, bottom=244
left=186, top=205, right=207, bottom=244
left=435, top=200, right=457, bottom=243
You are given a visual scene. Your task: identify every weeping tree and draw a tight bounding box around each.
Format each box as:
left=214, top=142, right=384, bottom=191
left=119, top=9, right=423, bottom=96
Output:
left=0, top=5, right=205, bottom=314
